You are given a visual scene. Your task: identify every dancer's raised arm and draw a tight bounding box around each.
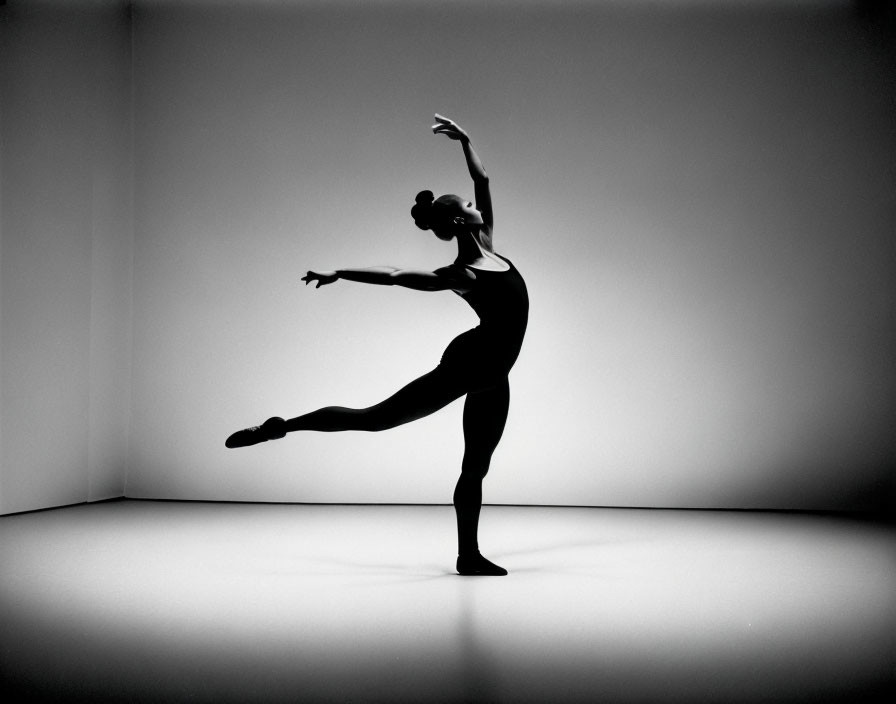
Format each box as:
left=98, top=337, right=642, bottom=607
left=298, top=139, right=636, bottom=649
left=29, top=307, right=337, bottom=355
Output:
left=302, top=266, right=472, bottom=292
left=432, top=114, right=493, bottom=234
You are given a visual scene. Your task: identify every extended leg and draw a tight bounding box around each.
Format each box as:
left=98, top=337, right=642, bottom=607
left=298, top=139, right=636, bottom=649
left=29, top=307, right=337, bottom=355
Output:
left=226, top=367, right=465, bottom=448
left=454, top=378, right=510, bottom=576
left=284, top=367, right=464, bottom=433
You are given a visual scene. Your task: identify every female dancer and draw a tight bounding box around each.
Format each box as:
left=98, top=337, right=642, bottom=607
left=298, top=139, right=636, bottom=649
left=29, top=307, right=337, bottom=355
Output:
left=226, top=115, right=528, bottom=576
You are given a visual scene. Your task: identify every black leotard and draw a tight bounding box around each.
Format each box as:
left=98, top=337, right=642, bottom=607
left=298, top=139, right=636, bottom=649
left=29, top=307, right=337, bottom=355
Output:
left=437, top=254, right=529, bottom=389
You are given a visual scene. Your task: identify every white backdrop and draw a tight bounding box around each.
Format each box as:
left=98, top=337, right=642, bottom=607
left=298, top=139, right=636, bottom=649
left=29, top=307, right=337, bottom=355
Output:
left=2, top=1, right=893, bottom=514
left=126, top=0, right=895, bottom=510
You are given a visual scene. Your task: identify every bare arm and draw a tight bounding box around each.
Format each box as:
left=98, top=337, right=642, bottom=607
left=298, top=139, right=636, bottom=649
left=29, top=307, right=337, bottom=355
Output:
left=432, top=114, right=493, bottom=233
left=302, top=266, right=472, bottom=292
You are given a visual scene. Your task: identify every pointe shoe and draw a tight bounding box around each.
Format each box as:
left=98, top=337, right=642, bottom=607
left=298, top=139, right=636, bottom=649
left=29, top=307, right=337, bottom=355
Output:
left=456, top=552, right=508, bottom=576
left=225, top=417, right=287, bottom=448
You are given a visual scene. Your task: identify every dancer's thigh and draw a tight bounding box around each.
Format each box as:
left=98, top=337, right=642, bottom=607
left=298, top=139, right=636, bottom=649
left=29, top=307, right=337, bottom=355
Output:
left=364, top=367, right=466, bottom=429
left=462, top=377, right=510, bottom=457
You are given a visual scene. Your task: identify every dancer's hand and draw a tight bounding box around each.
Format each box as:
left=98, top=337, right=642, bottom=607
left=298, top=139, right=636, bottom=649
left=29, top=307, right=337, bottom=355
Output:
left=432, top=114, right=469, bottom=143
left=302, top=270, right=338, bottom=288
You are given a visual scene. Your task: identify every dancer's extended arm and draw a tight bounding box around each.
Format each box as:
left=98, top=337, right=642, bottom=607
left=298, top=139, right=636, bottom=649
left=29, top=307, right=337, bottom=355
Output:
left=302, top=267, right=472, bottom=292
left=432, top=114, right=493, bottom=233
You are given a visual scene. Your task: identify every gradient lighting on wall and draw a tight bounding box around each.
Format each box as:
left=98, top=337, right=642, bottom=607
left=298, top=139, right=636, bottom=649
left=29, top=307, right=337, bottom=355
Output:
left=1, top=0, right=894, bottom=514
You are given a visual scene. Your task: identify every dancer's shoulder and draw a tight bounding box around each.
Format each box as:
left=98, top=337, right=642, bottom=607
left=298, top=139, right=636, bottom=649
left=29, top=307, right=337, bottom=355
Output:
left=434, top=263, right=477, bottom=291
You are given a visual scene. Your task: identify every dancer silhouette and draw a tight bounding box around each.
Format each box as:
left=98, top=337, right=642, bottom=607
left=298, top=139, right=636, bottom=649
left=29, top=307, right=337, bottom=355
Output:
left=227, top=115, right=528, bottom=576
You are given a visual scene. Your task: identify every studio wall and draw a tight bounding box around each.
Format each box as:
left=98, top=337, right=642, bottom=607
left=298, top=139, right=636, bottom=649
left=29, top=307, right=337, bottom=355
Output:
left=0, top=0, right=133, bottom=514
left=127, top=1, right=895, bottom=511
left=1, top=1, right=893, bottom=515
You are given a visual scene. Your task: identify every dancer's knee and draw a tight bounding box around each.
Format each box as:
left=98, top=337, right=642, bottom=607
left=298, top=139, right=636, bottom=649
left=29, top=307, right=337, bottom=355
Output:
left=353, top=405, right=408, bottom=432
left=318, top=406, right=394, bottom=433
left=460, top=454, right=491, bottom=481
left=360, top=413, right=396, bottom=432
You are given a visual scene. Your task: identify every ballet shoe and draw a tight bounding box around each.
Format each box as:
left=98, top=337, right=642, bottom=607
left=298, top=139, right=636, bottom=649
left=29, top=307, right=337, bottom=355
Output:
left=225, top=417, right=287, bottom=448
left=456, top=552, right=508, bottom=576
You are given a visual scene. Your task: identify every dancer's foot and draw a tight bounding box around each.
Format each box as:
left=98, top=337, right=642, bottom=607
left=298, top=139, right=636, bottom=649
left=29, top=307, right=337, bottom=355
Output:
left=456, top=552, right=507, bottom=576
left=225, top=417, right=287, bottom=448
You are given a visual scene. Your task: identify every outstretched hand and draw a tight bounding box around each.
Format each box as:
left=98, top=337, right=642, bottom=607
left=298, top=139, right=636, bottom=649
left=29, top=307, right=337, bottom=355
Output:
left=302, top=270, right=338, bottom=288
left=432, top=114, right=469, bottom=142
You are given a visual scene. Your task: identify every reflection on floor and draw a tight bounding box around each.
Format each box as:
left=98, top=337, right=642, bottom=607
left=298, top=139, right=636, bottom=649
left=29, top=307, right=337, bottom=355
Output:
left=1, top=501, right=893, bottom=703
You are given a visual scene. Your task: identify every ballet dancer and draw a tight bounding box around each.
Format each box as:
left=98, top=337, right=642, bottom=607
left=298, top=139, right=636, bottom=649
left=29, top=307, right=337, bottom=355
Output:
left=226, top=114, right=528, bottom=576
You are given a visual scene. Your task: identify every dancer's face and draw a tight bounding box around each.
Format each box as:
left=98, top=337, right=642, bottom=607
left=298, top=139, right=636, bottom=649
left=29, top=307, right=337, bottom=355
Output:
left=432, top=195, right=484, bottom=240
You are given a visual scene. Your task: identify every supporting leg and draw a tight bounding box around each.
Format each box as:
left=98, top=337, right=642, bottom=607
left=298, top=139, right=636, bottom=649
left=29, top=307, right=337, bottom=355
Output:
left=454, top=378, right=510, bottom=576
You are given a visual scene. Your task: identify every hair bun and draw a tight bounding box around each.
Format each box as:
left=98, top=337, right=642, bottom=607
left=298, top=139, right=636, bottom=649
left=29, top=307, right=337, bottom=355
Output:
left=411, top=190, right=435, bottom=230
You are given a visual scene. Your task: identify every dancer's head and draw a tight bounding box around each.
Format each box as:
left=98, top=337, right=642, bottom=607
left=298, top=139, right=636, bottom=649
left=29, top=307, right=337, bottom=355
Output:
left=411, top=190, right=483, bottom=241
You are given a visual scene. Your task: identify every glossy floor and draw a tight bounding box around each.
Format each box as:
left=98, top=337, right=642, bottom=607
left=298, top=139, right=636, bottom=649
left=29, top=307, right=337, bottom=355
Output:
left=1, top=501, right=893, bottom=703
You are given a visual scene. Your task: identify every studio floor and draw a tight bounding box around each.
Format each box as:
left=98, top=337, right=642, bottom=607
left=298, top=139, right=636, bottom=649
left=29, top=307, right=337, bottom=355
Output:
left=1, top=501, right=893, bottom=703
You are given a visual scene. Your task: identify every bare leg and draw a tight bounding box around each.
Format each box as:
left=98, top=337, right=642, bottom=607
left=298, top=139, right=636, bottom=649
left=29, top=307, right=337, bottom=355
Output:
left=226, top=367, right=466, bottom=448
left=454, top=378, right=510, bottom=576
left=284, top=367, right=465, bottom=433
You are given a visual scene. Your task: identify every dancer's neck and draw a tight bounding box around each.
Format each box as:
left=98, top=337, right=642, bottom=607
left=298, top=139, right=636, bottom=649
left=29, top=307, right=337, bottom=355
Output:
left=455, top=229, right=505, bottom=270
